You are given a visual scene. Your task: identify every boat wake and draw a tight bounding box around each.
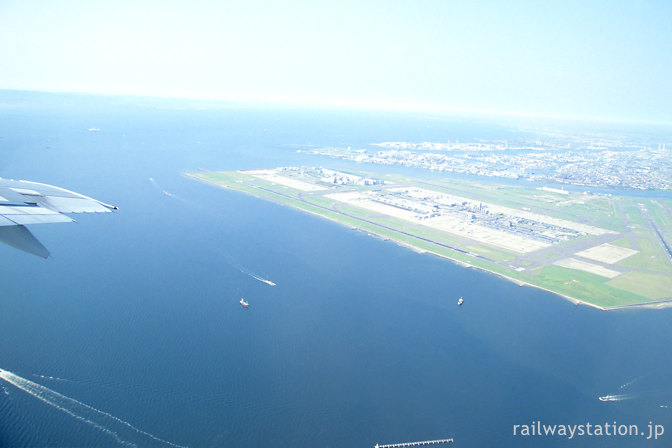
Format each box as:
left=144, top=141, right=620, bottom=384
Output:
left=236, top=266, right=276, bottom=286
left=0, top=368, right=187, bottom=448
left=33, top=373, right=72, bottom=382
left=599, top=393, right=636, bottom=402
left=620, top=375, right=646, bottom=390
left=248, top=273, right=276, bottom=287
left=148, top=178, right=187, bottom=202
left=222, top=254, right=276, bottom=287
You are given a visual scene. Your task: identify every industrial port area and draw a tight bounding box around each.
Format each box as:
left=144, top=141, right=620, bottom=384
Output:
left=188, top=166, right=672, bottom=309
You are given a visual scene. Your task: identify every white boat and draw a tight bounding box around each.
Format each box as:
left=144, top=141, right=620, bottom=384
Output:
left=251, top=274, right=276, bottom=286
left=457, top=296, right=464, bottom=306
left=240, top=298, right=249, bottom=308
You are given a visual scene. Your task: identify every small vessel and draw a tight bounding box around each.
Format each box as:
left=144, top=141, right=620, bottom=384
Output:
left=457, top=296, right=464, bottom=306
left=251, top=274, right=276, bottom=286
left=240, top=298, right=249, bottom=308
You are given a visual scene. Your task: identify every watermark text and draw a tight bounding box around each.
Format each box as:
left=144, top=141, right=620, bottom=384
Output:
left=513, top=421, right=664, bottom=440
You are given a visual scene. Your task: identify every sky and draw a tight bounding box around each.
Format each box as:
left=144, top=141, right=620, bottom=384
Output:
left=1, top=0, right=671, bottom=122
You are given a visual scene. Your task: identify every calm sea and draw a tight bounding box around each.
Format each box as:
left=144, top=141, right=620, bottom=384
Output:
left=1, top=92, right=671, bottom=447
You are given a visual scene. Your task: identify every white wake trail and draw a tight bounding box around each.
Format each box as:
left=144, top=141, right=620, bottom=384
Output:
left=33, top=373, right=71, bottom=382
left=149, top=178, right=188, bottom=202
left=237, top=266, right=276, bottom=286
left=620, top=375, right=645, bottom=390
left=599, top=393, right=636, bottom=402
left=0, top=368, right=187, bottom=448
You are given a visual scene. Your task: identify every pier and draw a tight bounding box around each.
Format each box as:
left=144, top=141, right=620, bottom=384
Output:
left=374, top=438, right=454, bottom=447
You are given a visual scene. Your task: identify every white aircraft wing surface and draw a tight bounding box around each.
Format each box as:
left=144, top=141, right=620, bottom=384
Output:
left=0, top=178, right=117, bottom=258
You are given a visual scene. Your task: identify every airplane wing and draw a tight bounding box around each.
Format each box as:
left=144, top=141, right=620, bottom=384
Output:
left=0, top=178, right=117, bottom=258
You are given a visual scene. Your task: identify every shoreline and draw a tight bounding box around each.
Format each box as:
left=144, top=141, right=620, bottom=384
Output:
left=186, top=172, right=668, bottom=312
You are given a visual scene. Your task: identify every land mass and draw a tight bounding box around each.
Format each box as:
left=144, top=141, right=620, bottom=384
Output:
left=187, top=167, right=672, bottom=310
left=301, top=135, right=672, bottom=191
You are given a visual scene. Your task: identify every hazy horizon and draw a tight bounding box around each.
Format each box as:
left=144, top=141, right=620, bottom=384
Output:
left=1, top=0, right=671, bottom=123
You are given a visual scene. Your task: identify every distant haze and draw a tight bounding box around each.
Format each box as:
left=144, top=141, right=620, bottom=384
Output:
left=1, top=0, right=671, bottom=123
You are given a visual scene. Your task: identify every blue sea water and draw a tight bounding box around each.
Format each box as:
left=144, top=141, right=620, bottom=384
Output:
left=1, top=92, right=672, bottom=447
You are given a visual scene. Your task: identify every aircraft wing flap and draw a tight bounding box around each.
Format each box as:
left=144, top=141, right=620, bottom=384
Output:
left=0, top=225, right=50, bottom=258
left=0, top=215, right=16, bottom=226
left=38, top=196, right=112, bottom=213
left=6, top=213, right=74, bottom=225
left=0, top=204, right=74, bottom=225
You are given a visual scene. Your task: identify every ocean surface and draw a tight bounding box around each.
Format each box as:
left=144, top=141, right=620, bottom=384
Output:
left=1, top=92, right=671, bottom=447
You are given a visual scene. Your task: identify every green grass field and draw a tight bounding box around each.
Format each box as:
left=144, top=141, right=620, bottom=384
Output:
left=188, top=169, right=672, bottom=310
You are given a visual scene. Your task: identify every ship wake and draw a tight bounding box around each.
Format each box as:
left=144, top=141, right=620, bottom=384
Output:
left=0, top=367, right=187, bottom=448
left=148, top=177, right=188, bottom=203
left=235, top=265, right=276, bottom=286
left=599, top=393, right=636, bottom=402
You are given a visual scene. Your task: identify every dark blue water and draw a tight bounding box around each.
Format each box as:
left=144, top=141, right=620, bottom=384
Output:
left=1, top=92, right=671, bottom=447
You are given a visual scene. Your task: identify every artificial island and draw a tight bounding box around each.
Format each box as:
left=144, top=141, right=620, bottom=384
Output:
left=187, top=164, right=672, bottom=310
